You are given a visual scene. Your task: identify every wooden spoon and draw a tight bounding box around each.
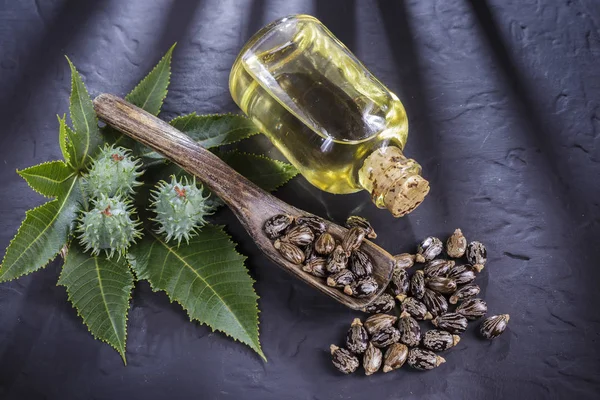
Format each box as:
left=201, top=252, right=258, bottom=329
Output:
left=93, top=94, right=394, bottom=310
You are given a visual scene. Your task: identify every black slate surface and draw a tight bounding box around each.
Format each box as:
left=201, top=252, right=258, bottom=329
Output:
left=1, top=0, right=599, bottom=399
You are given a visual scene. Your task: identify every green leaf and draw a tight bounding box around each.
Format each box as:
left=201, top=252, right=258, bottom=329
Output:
left=128, top=225, right=264, bottom=360
left=0, top=176, right=83, bottom=281
left=66, top=57, right=104, bottom=168
left=171, top=113, right=260, bottom=149
left=125, top=43, right=175, bottom=116
left=114, top=43, right=175, bottom=155
left=218, top=151, right=298, bottom=192
left=140, top=113, right=260, bottom=160
left=57, top=114, right=80, bottom=168
left=58, top=243, right=133, bottom=364
left=17, top=160, right=75, bottom=198
left=57, top=114, right=71, bottom=165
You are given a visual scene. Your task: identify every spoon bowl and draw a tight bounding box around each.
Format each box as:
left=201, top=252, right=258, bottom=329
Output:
left=93, top=94, right=395, bottom=310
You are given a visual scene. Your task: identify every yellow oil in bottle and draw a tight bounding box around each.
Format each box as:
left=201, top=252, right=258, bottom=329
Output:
left=230, top=15, right=429, bottom=216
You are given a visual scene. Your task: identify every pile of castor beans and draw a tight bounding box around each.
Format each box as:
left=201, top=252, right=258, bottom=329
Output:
left=329, top=225, right=510, bottom=375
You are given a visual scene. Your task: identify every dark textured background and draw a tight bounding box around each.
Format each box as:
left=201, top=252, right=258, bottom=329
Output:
left=1, top=0, right=599, bottom=399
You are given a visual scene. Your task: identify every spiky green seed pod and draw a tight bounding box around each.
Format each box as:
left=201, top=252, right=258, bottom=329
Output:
left=77, top=194, right=142, bottom=258
left=84, top=145, right=143, bottom=199
left=150, top=175, right=212, bottom=244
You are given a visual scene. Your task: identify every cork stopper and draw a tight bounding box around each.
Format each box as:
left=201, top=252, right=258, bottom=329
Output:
left=358, top=147, right=430, bottom=217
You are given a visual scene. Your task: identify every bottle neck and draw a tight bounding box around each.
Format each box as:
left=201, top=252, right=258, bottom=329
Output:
left=358, top=146, right=429, bottom=217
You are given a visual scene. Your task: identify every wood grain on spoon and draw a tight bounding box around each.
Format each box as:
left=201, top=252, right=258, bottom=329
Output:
left=93, top=94, right=394, bottom=310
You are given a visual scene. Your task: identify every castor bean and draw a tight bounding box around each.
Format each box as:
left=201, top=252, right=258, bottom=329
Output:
left=480, top=314, right=510, bottom=339
left=426, top=276, right=457, bottom=294
left=393, top=253, right=415, bottom=269
left=407, top=348, right=446, bottom=370
left=416, top=237, right=443, bottom=263
left=466, top=241, right=487, bottom=271
left=326, top=245, right=348, bottom=274
left=422, top=330, right=460, bottom=352
left=274, top=240, right=304, bottom=264
left=330, top=345, right=359, bottom=374
left=345, top=215, right=377, bottom=239
left=447, top=264, right=477, bottom=285
left=304, top=242, right=316, bottom=262
left=296, top=216, right=327, bottom=234
left=362, top=293, right=395, bottom=314
left=410, top=270, right=425, bottom=299
left=398, top=311, right=421, bottom=347
left=446, top=228, right=467, bottom=258
left=388, top=268, right=409, bottom=300
left=363, top=342, right=383, bottom=375
left=371, top=326, right=401, bottom=348
left=364, top=313, right=398, bottom=336
left=383, top=343, right=409, bottom=372
left=302, top=257, right=327, bottom=278
left=423, top=259, right=455, bottom=277
left=314, top=232, right=336, bottom=255
left=449, top=284, right=481, bottom=305
left=421, top=288, right=448, bottom=318
left=350, top=249, right=374, bottom=277
left=432, top=312, right=468, bottom=334
left=456, top=298, right=487, bottom=320
left=344, top=276, right=378, bottom=298
left=346, top=318, right=369, bottom=354
left=401, top=297, right=432, bottom=321
left=342, top=227, right=366, bottom=253
left=281, top=224, right=314, bottom=246
left=327, top=269, right=356, bottom=288
left=263, top=214, right=293, bottom=239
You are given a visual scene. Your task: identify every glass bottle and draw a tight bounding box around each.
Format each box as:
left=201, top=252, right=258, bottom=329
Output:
left=229, top=15, right=429, bottom=217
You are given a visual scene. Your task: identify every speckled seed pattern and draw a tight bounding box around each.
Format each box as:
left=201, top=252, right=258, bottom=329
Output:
left=281, top=224, right=314, bottom=246
left=363, top=342, right=383, bottom=375
left=398, top=313, right=422, bottom=347
left=363, top=294, right=396, bottom=314
left=364, top=314, right=398, bottom=336
left=422, top=288, right=449, bottom=318
left=449, top=284, right=481, bottom=305
left=330, top=345, right=360, bottom=374
left=263, top=214, right=294, bottom=239
left=432, top=313, right=468, bottom=334
left=383, top=343, right=409, bottom=373
left=350, top=249, right=374, bottom=277
left=423, top=259, right=455, bottom=277
left=388, top=268, right=410, bottom=299
left=423, top=330, right=460, bottom=352
left=401, top=297, right=432, bottom=320
left=407, top=348, right=446, bottom=370
left=370, top=326, right=401, bottom=348
left=410, top=270, right=426, bottom=299
left=326, top=269, right=356, bottom=288
left=415, top=237, right=443, bottom=263
left=302, top=257, right=327, bottom=278
left=393, top=253, right=415, bottom=270
left=345, top=216, right=377, bottom=239
left=466, top=241, right=487, bottom=270
left=273, top=240, right=305, bottom=264
left=446, top=229, right=467, bottom=258
left=426, top=276, right=458, bottom=294
left=346, top=319, right=369, bottom=355
left=314, top=232, right=335, bottom=255
left=447, top=264, right=478, bottom=285
left=456, top=298, right=488, bottom=320
left=480, top=314, right=511, bottom=340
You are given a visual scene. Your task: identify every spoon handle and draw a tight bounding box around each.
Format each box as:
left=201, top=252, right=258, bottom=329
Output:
left=93, top=94, right=285, bottom=223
